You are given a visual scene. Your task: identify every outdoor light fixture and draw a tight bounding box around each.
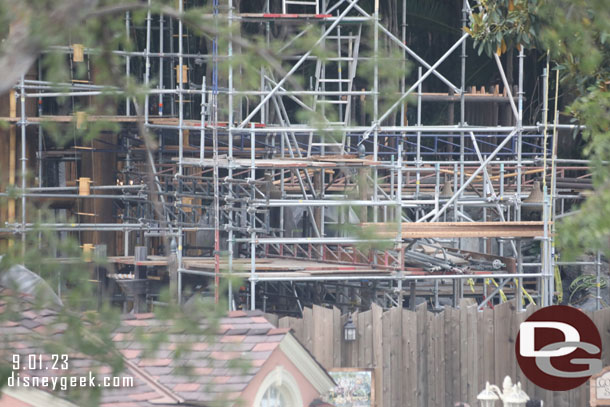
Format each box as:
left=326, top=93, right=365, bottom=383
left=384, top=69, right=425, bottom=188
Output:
left=503, top=382, right=529, bottom=407
left=477, top=377, right=529, bottom=407
left=477, top=382, right=499, bottom=407
left=343, top=314, right=356, bottom=342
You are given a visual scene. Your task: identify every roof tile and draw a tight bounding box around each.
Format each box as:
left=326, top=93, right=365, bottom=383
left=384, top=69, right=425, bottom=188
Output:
left=135, top=313, right=155, bottom=320
left=127, top=391, right=161, bottom=401
left=213, top=376, right=230, bottom=384
left=210, top=351, right=241, bottom=361
left=252, top=342, right=279, bottom=352
left=267, top=328, right=290, bottom=335
left=138, top=358, right=172, bottom=367
left=220, top=335, right=245, bottom=343
left=173, top=383, right=201, bottom=392
left=227, top=310, right=247, bottom=318
left=120, top=349, right=141, bottom=359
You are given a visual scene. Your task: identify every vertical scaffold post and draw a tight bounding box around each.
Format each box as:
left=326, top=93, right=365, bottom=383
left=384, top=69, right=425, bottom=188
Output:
left=250, top=123, right=257, bottom=310
left=227, top=0, right=234, bottom=310
left=213, top=0, right=221, bottom=304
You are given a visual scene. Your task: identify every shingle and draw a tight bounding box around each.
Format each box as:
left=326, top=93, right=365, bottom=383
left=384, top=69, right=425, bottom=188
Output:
left=227, top=310, right=247, bottom=318
left=120, top=349, right=141, bottom=359
left=127, top=391, right=161, bottom=401
left=173, top=383, right=201, bottom=392
left=138, top=358, right=172, bottom=367
left=210, top=351, right=241, bottom=361
left=134, top=313, right=155, bottom=320
left=225, top=328, right=249, bottom=335
left=252, top=342, right=279, bottom=352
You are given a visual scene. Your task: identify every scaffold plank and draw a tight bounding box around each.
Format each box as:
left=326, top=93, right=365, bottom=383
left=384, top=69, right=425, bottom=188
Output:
left=363, top=221, right=548, bottom=238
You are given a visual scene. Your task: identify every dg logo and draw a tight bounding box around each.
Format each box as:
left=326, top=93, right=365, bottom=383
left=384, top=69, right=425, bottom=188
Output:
left=516, top=305, right=602, bottom=391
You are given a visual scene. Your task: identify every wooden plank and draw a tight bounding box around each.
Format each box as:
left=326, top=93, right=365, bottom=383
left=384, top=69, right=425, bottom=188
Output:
left=493, top=300, right=512, bottom=386
left=416, top=303, right=428, bottom=406
left=358, top=310, right=367, bottom=367
left=403, top=308, right=418, bottom=407
left=363, top=310, right=374, bottom=368
left=435, top=312, right=446, bottom=407
left=514, top=304, right=534, bottom=397
left=382, top=310, right=392, bottom=407
left=365, top=221, right=546, bottom=238
left=480, top=307, right=495, bottom=396
left=314, top=305, right=333, bottom=370
left=594, top=307, right=610, bottom=365
left=466, top=302, right=479, bottom=405
left=303, top=307, right=314, bottom=354
left=427, top=311, right=436, bottom=407
left=371, top=304, right=384, bottom=407
left=390, top=307, right=403, bottom=407
left=332, top=307, right=342, bottom=369
left=459, top=301, right=469, bottom=403
left=350, top=312, right=359, bottom=367
left=444, top=307, right=460, bottom=407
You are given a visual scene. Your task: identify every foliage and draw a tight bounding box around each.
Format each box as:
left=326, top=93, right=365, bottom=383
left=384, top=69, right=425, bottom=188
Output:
left=467, top=0, right=540, bottom=57
left=539, top=0, right=610, bottom=259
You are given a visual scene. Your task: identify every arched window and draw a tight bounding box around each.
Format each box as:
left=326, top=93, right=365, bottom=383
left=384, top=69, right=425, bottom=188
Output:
left=260, top=384, right=288, bottom=407
left=254, top=367, right=303, bottom=407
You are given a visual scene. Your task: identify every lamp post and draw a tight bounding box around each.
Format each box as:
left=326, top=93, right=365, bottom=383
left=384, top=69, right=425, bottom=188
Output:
left=343, top=314, right=356, bottom=342
left=477, top=377, right=529, bottom=407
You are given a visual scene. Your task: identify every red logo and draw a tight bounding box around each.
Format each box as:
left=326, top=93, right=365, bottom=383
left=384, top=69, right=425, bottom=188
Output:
left=515, top=305, right=602, bottom=391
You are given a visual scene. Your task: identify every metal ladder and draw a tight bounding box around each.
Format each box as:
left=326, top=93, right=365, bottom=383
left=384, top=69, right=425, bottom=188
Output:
left=308, top=23, right=362, bottom=157
left=282, top=0, right=319, bottom=14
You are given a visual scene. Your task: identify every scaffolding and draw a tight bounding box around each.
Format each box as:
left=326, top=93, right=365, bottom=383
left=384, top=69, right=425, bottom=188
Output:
left=0, top=0, right=601, bottom=315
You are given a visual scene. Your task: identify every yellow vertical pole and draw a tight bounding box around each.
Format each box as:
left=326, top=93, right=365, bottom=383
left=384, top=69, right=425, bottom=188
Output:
left=8, top=90, right=16, bottom=247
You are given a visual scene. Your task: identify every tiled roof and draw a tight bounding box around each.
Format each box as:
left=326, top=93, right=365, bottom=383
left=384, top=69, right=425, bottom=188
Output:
left=0, top=287, right=290, bottom=406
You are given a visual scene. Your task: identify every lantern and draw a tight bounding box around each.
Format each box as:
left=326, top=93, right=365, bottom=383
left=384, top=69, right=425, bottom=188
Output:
left=477, top=382, right=499, bottom=407
left=503, top=382, right=529, bottom=407
left=343, top=314, right=356, bottom=342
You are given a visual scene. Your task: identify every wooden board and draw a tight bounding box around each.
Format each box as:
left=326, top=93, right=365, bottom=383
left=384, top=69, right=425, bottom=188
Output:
left=365, top=221, right=548, bottom=238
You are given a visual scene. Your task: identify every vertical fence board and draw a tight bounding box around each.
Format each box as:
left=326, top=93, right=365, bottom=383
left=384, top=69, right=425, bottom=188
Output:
left=436, top=313, right=446, bottom=407
left=303, top=307, right=314, bottom=353
left=312, top=305, right=325, bottom=367
left=332, top=306, right=342, bottom=368
left=416, top=303, right=428, bottom=407
left=467, top=302, right=479, bottom=405
left=493, top=300, right=511, bottom=386
left=426, top=311, right=434, bottom=407
left=444, top=307, right=459, bottom=407
left=403, top=309, right=417, bottom=407
left=363, top=310, right=374, bottom=368
left=459, top=300, right=469, bottom=403
left=350, top=311, right=359, bottom=367
left=390, top=307, right=403, bottom=407
left=372, top=304, right=384, bottom=407
left=382, top=310, right=392, bottom=407
left=481, top=307, right=495, bottom=394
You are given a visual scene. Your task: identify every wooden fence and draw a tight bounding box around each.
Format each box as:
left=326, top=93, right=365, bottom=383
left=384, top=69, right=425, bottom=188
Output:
left=265, top=300, right=610, bottom=407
